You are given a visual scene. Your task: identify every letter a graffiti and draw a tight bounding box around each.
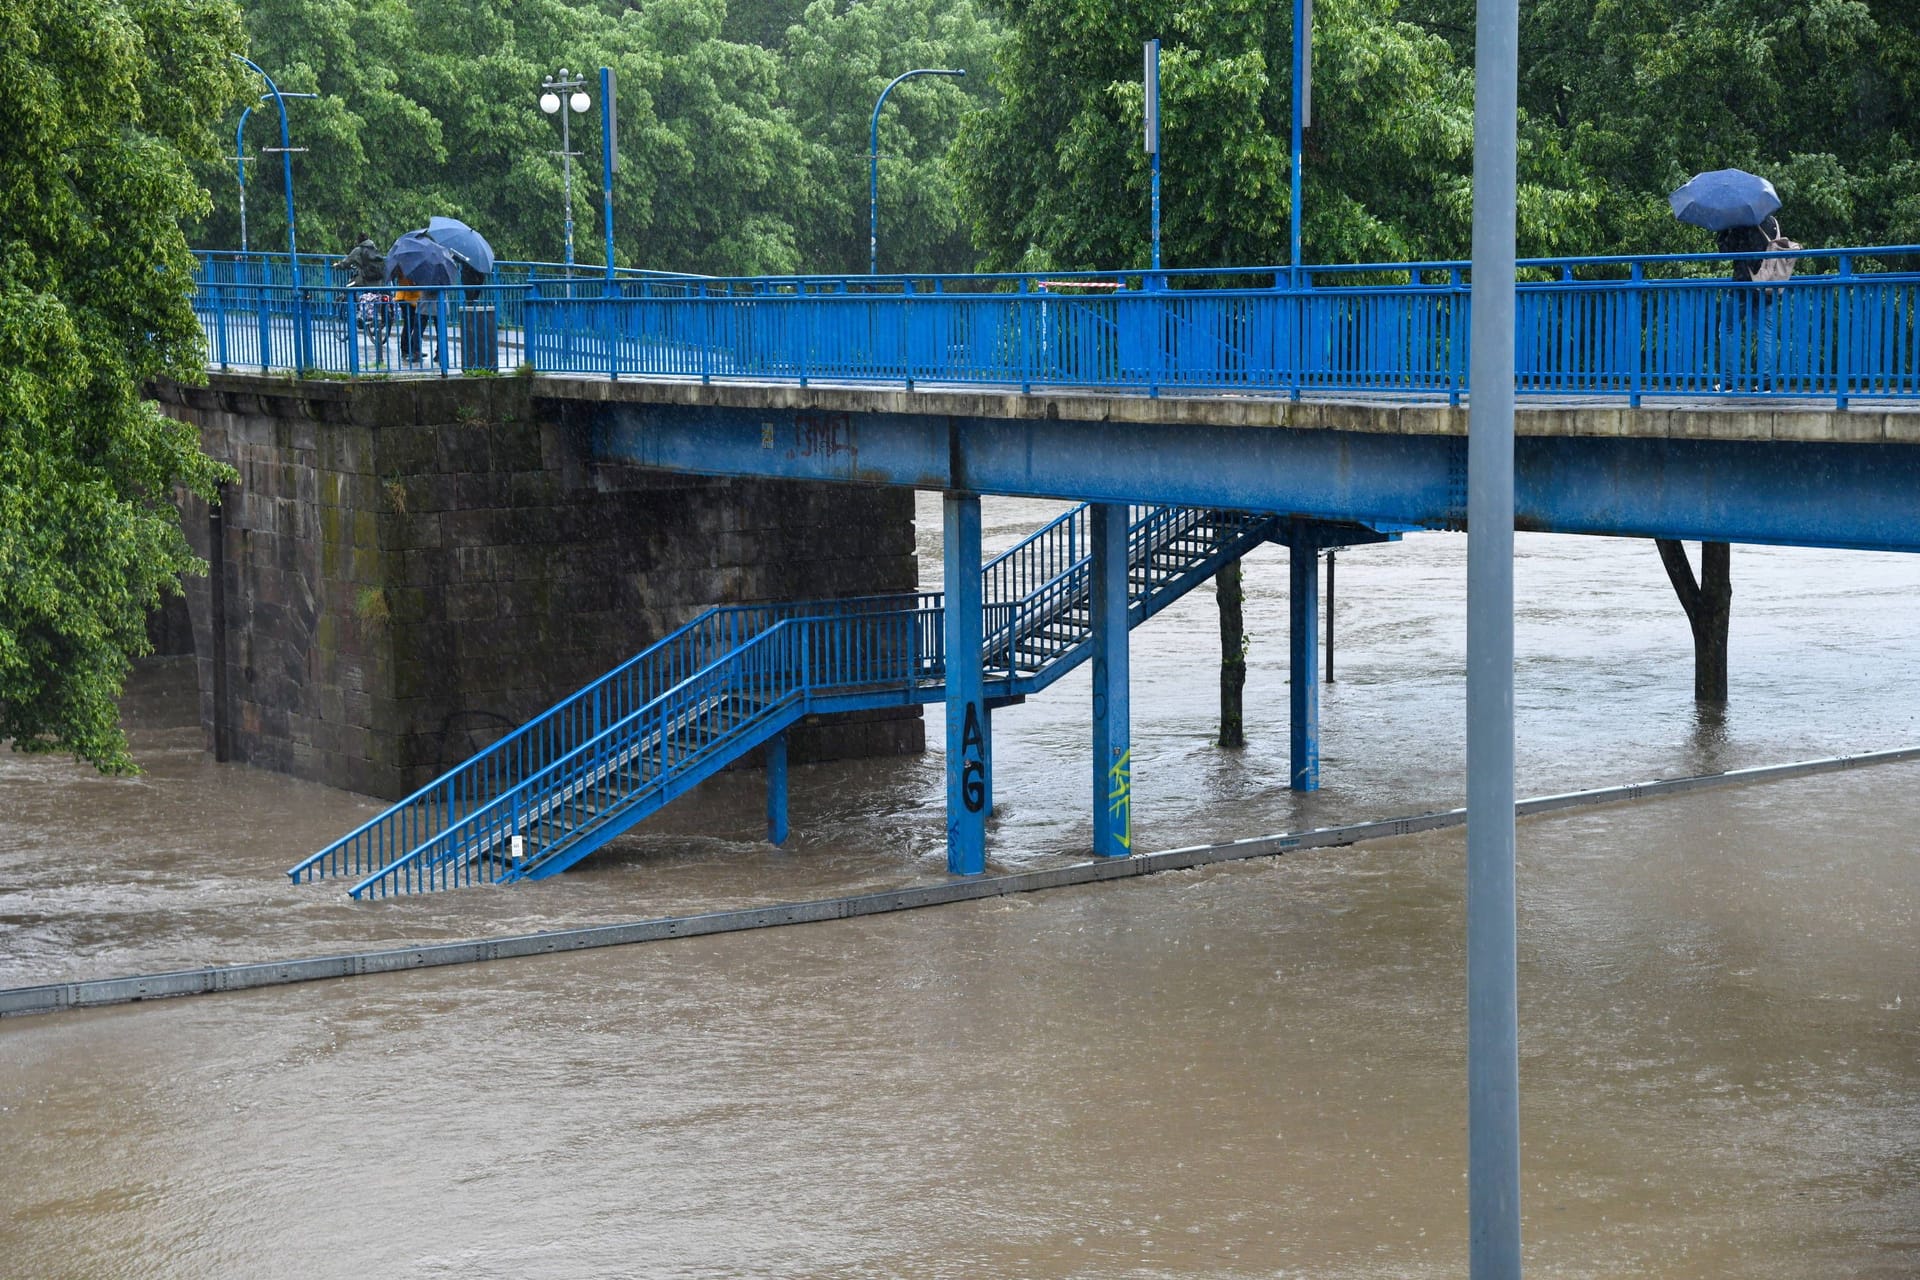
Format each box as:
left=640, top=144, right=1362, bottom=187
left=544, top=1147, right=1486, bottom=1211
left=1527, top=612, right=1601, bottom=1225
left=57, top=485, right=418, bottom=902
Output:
left=961, top=702, right=987, bottom=813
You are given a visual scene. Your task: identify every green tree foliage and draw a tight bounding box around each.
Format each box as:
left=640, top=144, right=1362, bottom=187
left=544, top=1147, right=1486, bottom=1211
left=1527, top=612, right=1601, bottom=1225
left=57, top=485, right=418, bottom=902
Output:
left=0, top=0, right=244, bottom=771
left=951, top=0, right=1595, bottom=272
left=1402, top=0, right=1920, bottom=252
left=783, top=0, right=1001, bottom=274
left=192, top=0, right=1919, bottom=277
left=198, top=0, right=998, bottom=276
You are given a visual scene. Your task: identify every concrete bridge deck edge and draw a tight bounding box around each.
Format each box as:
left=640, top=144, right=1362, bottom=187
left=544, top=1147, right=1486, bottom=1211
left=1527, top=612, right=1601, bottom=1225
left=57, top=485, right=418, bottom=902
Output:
left=168, top=372, right=1920, bottom=446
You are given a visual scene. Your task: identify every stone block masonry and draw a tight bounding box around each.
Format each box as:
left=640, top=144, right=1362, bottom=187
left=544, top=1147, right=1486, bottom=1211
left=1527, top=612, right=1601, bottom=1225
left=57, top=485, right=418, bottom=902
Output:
left=153, top=374, right=921, bottom=800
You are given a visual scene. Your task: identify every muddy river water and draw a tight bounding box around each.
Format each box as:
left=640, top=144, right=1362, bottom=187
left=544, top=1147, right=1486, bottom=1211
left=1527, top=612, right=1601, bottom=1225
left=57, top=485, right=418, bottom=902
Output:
left=1, top=495, right=1916, bottom=1277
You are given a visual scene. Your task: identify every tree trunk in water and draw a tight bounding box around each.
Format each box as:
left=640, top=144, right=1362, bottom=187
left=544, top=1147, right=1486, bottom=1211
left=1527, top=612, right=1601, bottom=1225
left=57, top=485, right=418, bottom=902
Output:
left=1655, top=539, right=1731, bottom=702
left=1217, top=556, right=1246, bottom=747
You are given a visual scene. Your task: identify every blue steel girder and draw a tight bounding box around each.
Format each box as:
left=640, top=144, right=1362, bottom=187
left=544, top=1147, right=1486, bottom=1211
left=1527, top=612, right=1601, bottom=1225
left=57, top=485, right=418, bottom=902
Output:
left=592, top=404, right=1920, bottom=554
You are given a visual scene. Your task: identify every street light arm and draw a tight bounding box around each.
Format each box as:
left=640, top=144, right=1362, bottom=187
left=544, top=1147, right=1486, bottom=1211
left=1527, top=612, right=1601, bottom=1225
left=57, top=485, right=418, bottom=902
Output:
left=868, top=68, right=965, bottom=276
left=232, top=55, right=303, bottom=286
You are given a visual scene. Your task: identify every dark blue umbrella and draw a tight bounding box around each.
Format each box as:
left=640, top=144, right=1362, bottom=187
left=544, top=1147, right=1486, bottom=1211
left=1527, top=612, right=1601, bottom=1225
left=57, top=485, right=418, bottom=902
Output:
left=385, top=231, right=459, bottom=287
left=1669, top=168, right=1781, bottom=232
left=425, top=216, right=495, bottom=276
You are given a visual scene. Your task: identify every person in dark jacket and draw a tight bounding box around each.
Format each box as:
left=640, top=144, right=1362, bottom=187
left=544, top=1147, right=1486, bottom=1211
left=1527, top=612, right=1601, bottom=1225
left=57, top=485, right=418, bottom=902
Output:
left=1715, top=215, right=1779, bottom=282
left=1715, top=215, right=1784, bottom=389
left=333, top=232, right=392, bottom=357
left=392, top=270, right=424, bottom=363
left=333, top=233, right=384, bottom=287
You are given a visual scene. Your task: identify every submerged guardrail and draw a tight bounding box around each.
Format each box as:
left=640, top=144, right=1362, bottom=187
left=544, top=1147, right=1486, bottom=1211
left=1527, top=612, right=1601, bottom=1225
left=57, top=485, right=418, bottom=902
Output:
left=7, top=744, right=1917, bottom=1018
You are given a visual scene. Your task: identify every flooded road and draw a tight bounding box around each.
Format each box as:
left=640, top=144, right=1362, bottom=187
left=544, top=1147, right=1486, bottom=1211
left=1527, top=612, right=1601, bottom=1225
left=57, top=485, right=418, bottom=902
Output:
left=2, top=498, right=1917, bottom=1276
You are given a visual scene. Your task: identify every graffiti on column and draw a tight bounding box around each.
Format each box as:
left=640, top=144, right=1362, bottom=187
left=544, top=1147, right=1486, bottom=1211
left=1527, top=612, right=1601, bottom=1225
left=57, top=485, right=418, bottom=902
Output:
left=962, top=702, right=987, bottom=813
left=1106, top=747, right=1132, bottom=850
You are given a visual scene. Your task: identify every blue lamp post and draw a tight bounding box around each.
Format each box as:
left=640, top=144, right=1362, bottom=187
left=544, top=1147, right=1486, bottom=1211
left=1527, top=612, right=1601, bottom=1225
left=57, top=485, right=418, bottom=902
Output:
left=232, top=56, right=314, bottom=366
left=600, top=66, right=618, bottom=281
left=1290, top=0, right=1312, bottom=278
left=869, top=68, right=965, bottom=276
left=233, top=103, right=257, bottom=255
left=231, top=56, right=305, bottom=288
left=1144, top=40, right=1161, bottom=273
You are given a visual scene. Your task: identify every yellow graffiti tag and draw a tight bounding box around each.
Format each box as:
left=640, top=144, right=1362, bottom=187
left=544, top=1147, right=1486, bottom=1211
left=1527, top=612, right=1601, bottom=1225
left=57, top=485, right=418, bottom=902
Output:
left=1106, top=748, right=1132, bottom=851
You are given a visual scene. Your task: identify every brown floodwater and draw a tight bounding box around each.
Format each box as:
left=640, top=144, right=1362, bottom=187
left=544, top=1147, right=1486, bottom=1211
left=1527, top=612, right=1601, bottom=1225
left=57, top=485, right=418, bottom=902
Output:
left=2, top=497, right=1917, bottom=1277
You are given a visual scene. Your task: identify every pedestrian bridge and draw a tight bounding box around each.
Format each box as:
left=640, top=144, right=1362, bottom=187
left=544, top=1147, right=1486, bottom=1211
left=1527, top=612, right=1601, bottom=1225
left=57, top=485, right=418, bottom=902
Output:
left=195, top=245, right=1920, bottom=407
left=185, top=247, right=1920, bottom=893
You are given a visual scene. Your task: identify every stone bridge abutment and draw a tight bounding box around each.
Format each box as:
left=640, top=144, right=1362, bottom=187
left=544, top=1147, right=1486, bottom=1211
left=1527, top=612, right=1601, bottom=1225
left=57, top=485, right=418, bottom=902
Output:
left=154, top=374, right=921, bottom=799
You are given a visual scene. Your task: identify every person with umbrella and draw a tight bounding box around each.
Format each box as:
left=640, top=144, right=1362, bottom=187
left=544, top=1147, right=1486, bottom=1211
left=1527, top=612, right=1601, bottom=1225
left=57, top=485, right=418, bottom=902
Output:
left=424, top=216, right=494, bottom=301
left=386, top=231, right=459, bottom=365
left=1670, top=168, right=1797, bottom=391
left=423, top=217, right=499, bottom=368
left=391, top=269, right=423, bottom=363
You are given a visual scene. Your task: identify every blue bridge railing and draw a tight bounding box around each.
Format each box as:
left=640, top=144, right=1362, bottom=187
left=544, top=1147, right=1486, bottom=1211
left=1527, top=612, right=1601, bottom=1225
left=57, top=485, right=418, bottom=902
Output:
left=190, top=246, right=1920, bottom=406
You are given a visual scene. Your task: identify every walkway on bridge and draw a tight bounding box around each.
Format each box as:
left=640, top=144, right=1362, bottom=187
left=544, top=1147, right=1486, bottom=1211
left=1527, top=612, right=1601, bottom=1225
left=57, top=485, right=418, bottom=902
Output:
left=195, top=246, right=1920, bottom=408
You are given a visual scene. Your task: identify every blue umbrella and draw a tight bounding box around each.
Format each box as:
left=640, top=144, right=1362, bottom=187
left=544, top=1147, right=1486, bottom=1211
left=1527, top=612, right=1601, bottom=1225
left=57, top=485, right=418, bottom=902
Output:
left=385, top=231, right=459, bottom=287
left=1669, top=168, right=1781, bottom=232
left=425, top=216, right=495, bottom=277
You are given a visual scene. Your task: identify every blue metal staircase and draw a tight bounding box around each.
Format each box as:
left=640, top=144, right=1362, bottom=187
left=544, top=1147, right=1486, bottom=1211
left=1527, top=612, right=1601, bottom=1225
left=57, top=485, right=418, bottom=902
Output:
left=289, top=504, right=1281, bottom=898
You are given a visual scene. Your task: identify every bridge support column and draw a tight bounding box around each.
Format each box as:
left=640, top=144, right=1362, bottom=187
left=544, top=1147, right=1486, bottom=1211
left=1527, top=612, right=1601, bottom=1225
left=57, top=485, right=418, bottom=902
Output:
left=1091, top=503, right=1133, bottom=857
left=1289, top=521, right=1320, bottom=792
left=944, top=492, right=989, bottom=875
left=766, top=731, right=789, bottom=846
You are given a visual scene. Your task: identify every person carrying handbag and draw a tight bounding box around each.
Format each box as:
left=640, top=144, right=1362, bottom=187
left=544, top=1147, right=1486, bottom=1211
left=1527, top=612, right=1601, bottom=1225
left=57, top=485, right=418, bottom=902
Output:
left=1751, top=217, right=1802, bottom=283
left=1715, top=215, right=1799, bottom=390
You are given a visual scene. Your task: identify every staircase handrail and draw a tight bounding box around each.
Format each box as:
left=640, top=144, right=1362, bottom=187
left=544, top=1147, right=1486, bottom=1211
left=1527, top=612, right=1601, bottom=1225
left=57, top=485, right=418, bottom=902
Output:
left=992, top=509, right=1283, bottom=692
left=351, top=621, right=816, bottom=897
left=289, top=591, right=941, bottom=883
left=303, top=499, right=1259, bottom=897
left=287, top=601, right=741, bottom=882
left=984, top=505, right=1211, bottom=666
left=980, top=503, right=1084, bottom=605
left=348, top=604, right=938, bottom=897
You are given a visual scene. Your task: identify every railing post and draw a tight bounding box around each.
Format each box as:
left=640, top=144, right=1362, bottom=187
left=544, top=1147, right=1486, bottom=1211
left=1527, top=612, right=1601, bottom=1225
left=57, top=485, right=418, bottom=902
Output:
left=345, top=288, right=360, bottom=378
left=436, top=290, right=450, bottom=376
left=902, top=278, right=915, bottom=391
left=213, top=280, right=229, bottom=370
left=1836, top=254, right=1853, bottom=409
left=506, top=791, right=522, bottom=883
left=296, top=283, right=314, bottom=373
left=1628, top=262, right=1643, bottom=408
left=700, top=282, right=712, bottom=385
left=1450, top=267, right=1467, bottom=406
left=258, top=286, right=272, bottom=373
left=521, top=285, right=536, bottom=372
left=605, top=298, right=619, bottom=382
left=1291, top=270, right=1307, bottom=402
left=1147, top=285, right=1162, bottom=399
left=799, top=290, right=810, bottom=388
left=1017, top=277, right=1032, bottom=394
left=799, top=620, right=813, bottom=708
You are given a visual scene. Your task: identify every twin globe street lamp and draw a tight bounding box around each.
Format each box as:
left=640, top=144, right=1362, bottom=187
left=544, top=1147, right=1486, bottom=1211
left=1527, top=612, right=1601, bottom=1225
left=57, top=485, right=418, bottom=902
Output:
left=539, top=69, right=593, bottom=267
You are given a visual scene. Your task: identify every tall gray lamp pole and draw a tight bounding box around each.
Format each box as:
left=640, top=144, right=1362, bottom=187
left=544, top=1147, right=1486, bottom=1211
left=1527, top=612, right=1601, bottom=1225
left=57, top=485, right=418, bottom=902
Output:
left=541, top=69, right=593, bottom=268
